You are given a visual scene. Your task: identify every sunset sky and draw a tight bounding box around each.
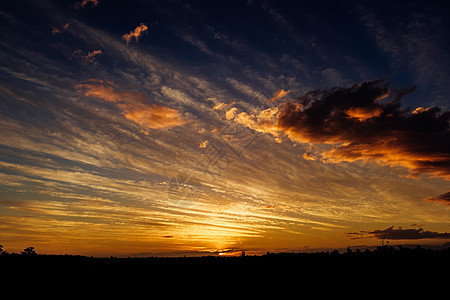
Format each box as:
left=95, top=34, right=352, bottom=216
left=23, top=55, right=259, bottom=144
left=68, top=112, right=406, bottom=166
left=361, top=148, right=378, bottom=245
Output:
left=1, top=0, right=449, bottom=257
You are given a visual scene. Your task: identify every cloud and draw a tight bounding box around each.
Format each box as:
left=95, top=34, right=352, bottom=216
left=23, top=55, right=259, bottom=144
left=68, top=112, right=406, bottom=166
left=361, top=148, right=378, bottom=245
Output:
left=225, top=107, right=238, bottom=120
left=75, top=80, right=186, bottom=129
left=180, top=33, right=214, bottom=56
left=321, top=68, right=348, bottom=86
left=234, top=107, right=280, bottom=138
left=357, top=3, right=450, bottom=108
left=74, top=0, right=99, bottom=10
left=347, top=226, right=450, bottom=240
left=122, top=23, right=148, bottom=44
left=199, top=140, right=208, bottom=148
left=52, top=23, right=70, bottom=35
left=123, top=104, right=186, bottom=130
left=82, top=49, right=102, bottom=64
left=213, top=102, right=227, bottom=110
left=425, top=191, right=450, bottom=205
left=302, top=151, right=319, bottom=161
left=225, top=78, right=267, bottom=105
left=268, top=89, right=290, bottom=102
left=233, top=79, right=450, bottom=179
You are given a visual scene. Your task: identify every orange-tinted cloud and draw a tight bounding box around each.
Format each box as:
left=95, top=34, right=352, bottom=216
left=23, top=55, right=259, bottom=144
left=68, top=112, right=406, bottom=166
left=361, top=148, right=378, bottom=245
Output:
left=75, top=80, right=186, bottom=129
left=122, top=104, right=186, bottom=129
left=302, top=151, right=319, bottom=161
left=213, top=102, right=227, bottom=110
left=74, top=0, right=99, bottom=10
left=344, top=106, right=382, bottom=121
left=225, top=107, right=238, bottom=120
left=425, top=191, right=450, bottom=205
left=82, top=49, right=102, bottom=64
left=234, top=107, right=280, bottom=138
left=122, top=23, right=148, bottom=44
left=52, top=28, right=63, bottom=35
left=199, top=140, right=208, bottom=148
left=52, top=23, right=70, bottom=35
left=268, top=89, right=290, bottom=102
left=234, top=80, right=450, bottom=179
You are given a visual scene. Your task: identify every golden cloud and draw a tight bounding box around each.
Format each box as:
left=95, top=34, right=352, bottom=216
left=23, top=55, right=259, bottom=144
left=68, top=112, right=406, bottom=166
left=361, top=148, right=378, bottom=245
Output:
left=234, top=107, right=280, bottom=137
left=225, top=107, right=238, bottom=120
left=122, top=103, right=186, bottom=129
left=213, top=102, right=227, bottom=110
left=199, top=140, right=208, bottom=148
left=76, top=80, right=186, bottom=129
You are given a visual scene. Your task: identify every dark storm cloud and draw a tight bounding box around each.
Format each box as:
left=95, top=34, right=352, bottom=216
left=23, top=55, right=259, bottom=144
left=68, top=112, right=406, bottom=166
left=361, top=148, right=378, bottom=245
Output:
left=274, top=79, right=450, bottom=179
left=229, top=79, right=450, bottom=179
left=347, top=226, right=450, bottom=240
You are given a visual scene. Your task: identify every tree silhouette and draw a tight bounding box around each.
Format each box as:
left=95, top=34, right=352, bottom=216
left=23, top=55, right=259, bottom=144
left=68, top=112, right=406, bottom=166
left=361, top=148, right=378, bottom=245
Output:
left=21, top=246, right=37, bottom=255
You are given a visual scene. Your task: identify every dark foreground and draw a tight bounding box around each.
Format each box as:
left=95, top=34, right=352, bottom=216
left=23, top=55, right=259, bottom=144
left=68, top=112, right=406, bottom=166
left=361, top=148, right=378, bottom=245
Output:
left=2, top=245, right=450, bottom=268
left=2, top=246, right=450, bottom=290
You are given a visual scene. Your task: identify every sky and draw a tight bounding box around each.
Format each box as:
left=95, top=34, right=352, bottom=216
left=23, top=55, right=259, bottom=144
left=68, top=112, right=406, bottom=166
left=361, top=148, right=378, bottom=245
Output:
left=0, top=0, right=449, bottom=257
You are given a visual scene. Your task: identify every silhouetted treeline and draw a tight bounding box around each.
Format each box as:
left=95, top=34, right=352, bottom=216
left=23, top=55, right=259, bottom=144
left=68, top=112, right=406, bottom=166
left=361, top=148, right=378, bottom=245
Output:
left=1, top=245, right=449, bottom=266
left=266, top=245, right=450, bottom=258
left=2, top=245, right=450, bottom=288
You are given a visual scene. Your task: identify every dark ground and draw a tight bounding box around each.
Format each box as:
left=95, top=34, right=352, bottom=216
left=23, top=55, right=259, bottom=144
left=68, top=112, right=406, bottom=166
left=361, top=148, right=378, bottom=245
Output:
left=1, top=246, right=449, bottom=293
left=2, top=245, right=449, bottom=268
